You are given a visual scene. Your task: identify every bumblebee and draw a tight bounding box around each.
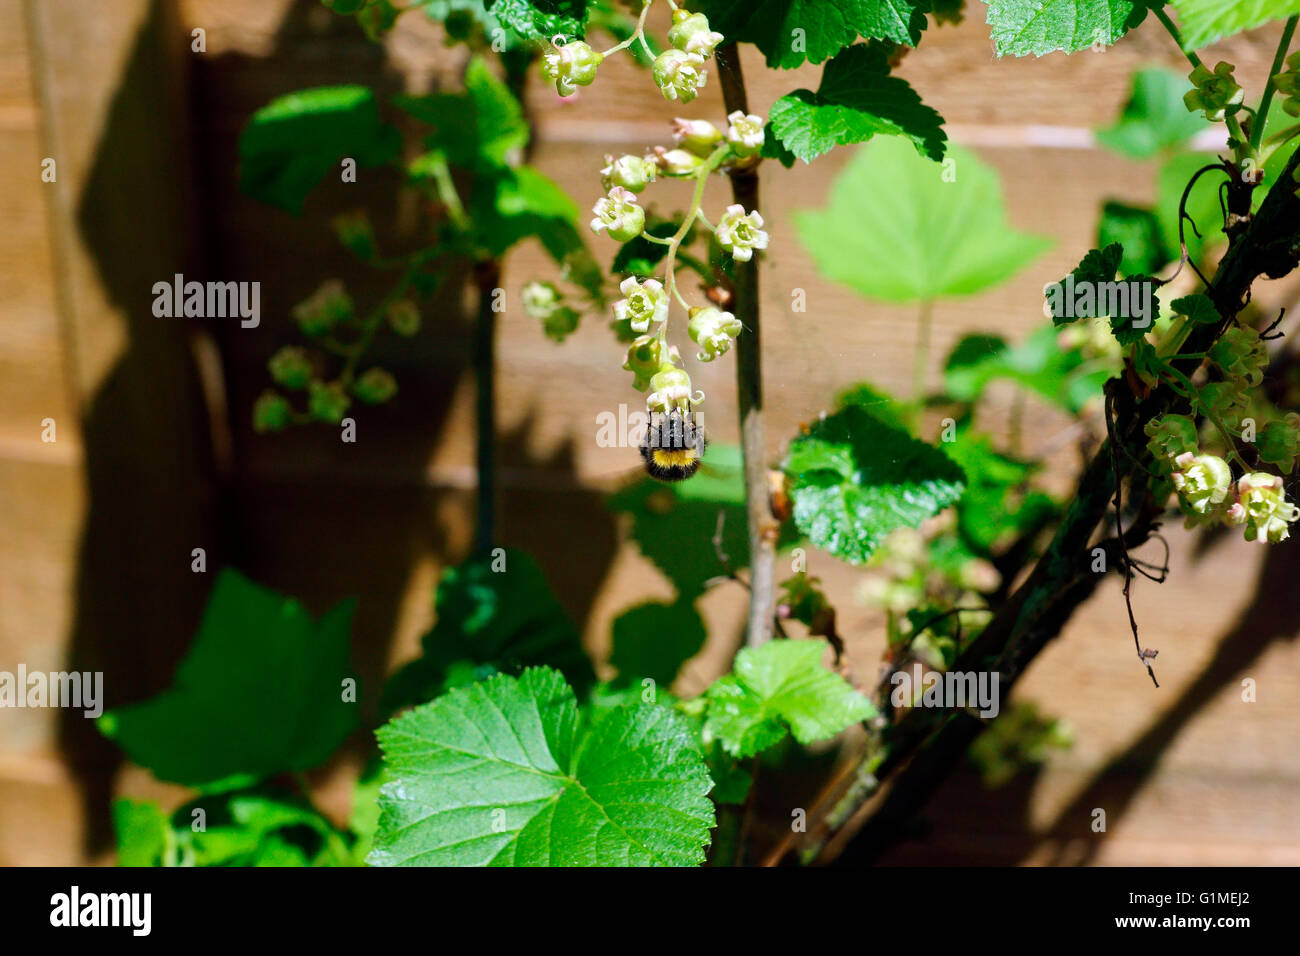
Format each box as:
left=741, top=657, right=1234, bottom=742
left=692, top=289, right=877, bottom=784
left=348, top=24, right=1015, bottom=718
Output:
left=640, top=407, right=707, bottom=482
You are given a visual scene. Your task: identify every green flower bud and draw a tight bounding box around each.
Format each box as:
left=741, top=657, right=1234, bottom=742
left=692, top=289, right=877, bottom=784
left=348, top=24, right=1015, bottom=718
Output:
left=1183, top=61, right=1244, bottom=122
left=387, top=299, right=421, bottom=337
left=671, top=118, right=723, bottom=157
left=688, top=305, right=742, bottom=361
left=308, top=380, right=351, bottom=424
left=1144, top=414, right=1198, bottom=470
left=653, top=50, right=708, bottom=104
left=542, top=306, right=580, bottom=342
left=1257, top=413, right=1300, bottom=473
left=268, top=346, right=313, bottom=390
left=601, top=154, right=657, bottom=193
left=542, top=39, right=602, bottom=97
left=667, top=11, right=724, bottom=59
left=654, top=146, right=706, bottom=176
left=353, top=367, right=397, bottom=404
left=292, top=280, right=353, bottom=337
left=623, top=334, right=667, bottom=391
left=253, top=390, right=293, bottom=433
left=332, top=210, right=376, bottom=260
left=1209, top=326, right=1266, bottom=388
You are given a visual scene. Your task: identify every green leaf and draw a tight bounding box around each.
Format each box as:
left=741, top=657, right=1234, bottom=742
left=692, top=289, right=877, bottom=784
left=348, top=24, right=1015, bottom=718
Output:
left=1096, top=67, right=1203, bottom=159
left=796, top=137, right=1050, bottom=303
left=1050, top=243, right=1121, bottom=327
left=944, top=430, right=1058, bottom=554
left=471, top=165, right=585, bottom=260
left=1171, top=292, right=1220, bottom=324
left=98, top=570, right=358, bottom=789
left=180, top=790, right=352, bottom=867
left=698, top=0, right=929, bottom=68
left=1170, top=0, right=1300, bottom=50
left=1098, top=201, right=1172, bottom=275
left=486, top=0, right=590, bottom=41
left=239, top=86, right=400, bottom=214
left=369, top=667, right=715, bottom=866
left=113, top=799, right=170, bottom=867
left=767, top=43, right=947, bottom=164
left=381, top=548, right=593, bottom=714
left=783, top=405, right=966, bottom=564
left=607, top=443, right=749, bottom=598
left=835, top=381, right=914, bottom=432
left=703, top=639, right=875, bottom=759
left=397, top=58, right=528, bottom=171
left=944, top=324, right=1110, bottom=413
left=983, top=0, right=1148, bottom=56
left=609, top=599, right=707, bottom=689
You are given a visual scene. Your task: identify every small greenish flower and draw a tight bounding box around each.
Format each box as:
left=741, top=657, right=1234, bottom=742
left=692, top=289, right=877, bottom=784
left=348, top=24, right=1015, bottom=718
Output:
left=522, top=280, right=580, bottom=341
left=332, top=210, right=376, bottom=260
left=268, top=346, right=313, bottom=390
left=353, top=367, right=397, bottom=405
left=1183, top=61, right=1244, bottom=122
left=653, top=50, right=708, bottom=104
left=590, top=186, right=646, bottom=242
left=1272, top=50, right=1300, bottom=116
left=253, top=390, right=293, bottom=433
left=667, top=11, right=724, bottom=59
left=387, top=299, right=421, bottom=337
left=716, top=204, right=769, bottom=262
left=1257, top=413, right=1300, bottom=473
left=1209, top=325, right=1266, bottom=388
left=654, top=146, right=706, bottom=176
left=308, top=380, right=351, bottom=424
left=542, top=39, right=602, bottom=97
left=1233, top=471, right=1300, bottom=543
left=623, top=335, right=671, bottom=391
left=688, top=305, right=742, bottom=361
left=1170, top=451, right=1233, bottom=521
left=292, top=280, right=353, bottom=337
left=600, top=154, right=657, bottom=193
left=646, top=364, right=702, bottom=414
left=672, top=117, right=723, bottom=156
left=1197, top=380, right=1250, bottom=431
left=725, top=111, right=765, bottom=158
left=1145, top=414, right=1198, bottom=469
left=613, top=276, right=669, bottom=334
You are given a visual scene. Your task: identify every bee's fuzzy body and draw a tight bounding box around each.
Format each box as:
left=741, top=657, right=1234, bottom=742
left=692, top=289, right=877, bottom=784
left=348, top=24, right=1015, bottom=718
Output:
left=640, top=408, right=706, bottom=482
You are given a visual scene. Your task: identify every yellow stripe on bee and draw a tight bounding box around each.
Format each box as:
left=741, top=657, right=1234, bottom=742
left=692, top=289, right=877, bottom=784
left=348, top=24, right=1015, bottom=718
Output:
left=652, top=448, right=697, bottom=468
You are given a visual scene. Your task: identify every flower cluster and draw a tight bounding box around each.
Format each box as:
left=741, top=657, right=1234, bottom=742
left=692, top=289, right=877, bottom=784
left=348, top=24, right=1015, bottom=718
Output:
left=1147, top=413, right=1300, bottom=543
left=1271, top=50, right=1300, bottom=117
left=539, top=5, right=725, bottom=106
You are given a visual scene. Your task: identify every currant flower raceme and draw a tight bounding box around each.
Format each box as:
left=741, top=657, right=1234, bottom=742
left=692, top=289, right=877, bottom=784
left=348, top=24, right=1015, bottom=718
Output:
left=1197, top=380, right=1250, bottom=431
left=590, top=186, right=646, bottom=242
left=688, top=306, right=742, bottom=361
left=542, top=38, right=602, bottom=97
left=614, top=276, right=669, bottom=334
left=673, top=118, right=723, bottom=156
left=1183, top=61, right=1244, bottom=122
left=601, top=154, right=657, bottom=193
left=653, top=50, right=708, bottom=104
left=667, top=10, right=724, bottom=59
left=716, top=204, right=769, bottom=262
left=1232, top=473, right=1300, bottom=543
left=522, top=280, right=581, bottom=342
left=725, top=111, right=765, bottom=158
